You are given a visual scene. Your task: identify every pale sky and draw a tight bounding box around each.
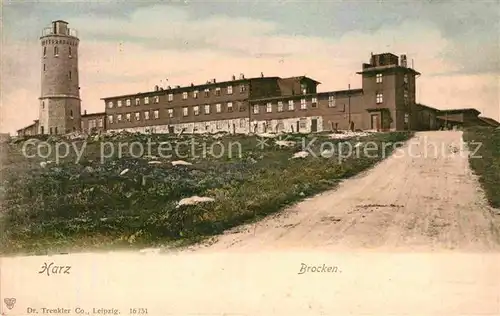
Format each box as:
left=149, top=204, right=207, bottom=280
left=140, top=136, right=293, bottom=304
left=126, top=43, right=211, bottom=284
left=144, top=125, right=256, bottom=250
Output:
left=1, top=0, right=499, bottom=134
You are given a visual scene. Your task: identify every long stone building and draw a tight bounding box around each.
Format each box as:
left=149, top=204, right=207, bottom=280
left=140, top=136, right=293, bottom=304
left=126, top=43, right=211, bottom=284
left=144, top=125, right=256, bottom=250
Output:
left=16, top=21, right=500, bottom=137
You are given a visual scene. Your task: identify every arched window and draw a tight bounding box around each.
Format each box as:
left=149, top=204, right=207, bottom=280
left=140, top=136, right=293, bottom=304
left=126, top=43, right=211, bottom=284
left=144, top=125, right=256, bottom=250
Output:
left=54, top=46, right=59, bottom=56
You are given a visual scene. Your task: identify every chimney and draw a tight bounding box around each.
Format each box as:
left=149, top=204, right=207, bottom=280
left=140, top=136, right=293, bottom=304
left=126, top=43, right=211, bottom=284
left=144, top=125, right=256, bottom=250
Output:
left=240, top=73, right=245, bottom=79
left=176, top=85, right=180, bottom=88
left=212, top=78, right=216, bottom=83
left=190, top=83, right=194, bottom=87
left=167, top=85, right=171, bottom=90
left=260, top=72, right=264, bottom=78
left=84, top=110, right=87, bottom=115
left=154, top=85, right=159, bottom=91
left=232, top=75, right=236, bottom=80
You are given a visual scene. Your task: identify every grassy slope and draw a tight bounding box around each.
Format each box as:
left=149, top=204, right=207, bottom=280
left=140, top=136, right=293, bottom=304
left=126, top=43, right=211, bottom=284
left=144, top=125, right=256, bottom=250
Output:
left=463, top=126, right=500, bottom=208
left=0, top=131, right=412, bottom=255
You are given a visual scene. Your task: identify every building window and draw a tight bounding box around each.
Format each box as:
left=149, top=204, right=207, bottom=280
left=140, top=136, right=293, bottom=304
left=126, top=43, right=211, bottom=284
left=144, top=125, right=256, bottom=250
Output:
left=328, top=95, right=335, bottom=107
left=240, top=84, right=246, bottom=93
left=376, top=93, right=383, bottom=104
left=144, top=97, right=149, bottom=105
left=54, top=46, right=59, bottom=56
left=193, top=106, right=200, bottom=116
left=299, top=118, right=307, bottom=129
left=227, top=86, right=233, bottom=95
left=43, top=64, right=46, bottom=72
left=168, top=94, right=173, bottom=102
left=107, top=101, right=113, bottom=108
left=227, top=102, right=233, bottom=112
left=135, top=98, right=140, bottom=106
left=182, top=92, right=188, bottom=100
left=404, top=74, right=409, bottom=84
left=117, top=100, right=123, bottom=107
left=167, top=109, right=174, bottom=118
left=69, top=46, right=72, bottom=57
left=153, top=96, right=159, bottom=103
left=126, top=99, right=131, bottom=106
left=253, top=104, right=259, bottom=114
left=49, top=127, right=53, bottom=135
left=204, top=88, right=210, bottom=97
left=376, top=73, right=383, bottom=83
left=70, top=110, right=73, bottom=119
left=216, top=103, right=222, bottom=113
left=144, top=111, right=150, bottom=120
left=153, top=110, right=159, bottom=119
left=117, top=114, right=122, bottom=122
left=108, top=115, right=114, bottom=124
left=126, top=113, right=131, bottom=122
left=55, top=127, right=58, bottom=134
left=288, top=100, right=294, bottom=111
left=239, top=119, right=246, bottom=128
left=98, top=118, right=103, bottom=127
left=204, top=104, right=210, bottom=114
left=135, top=112, right=141, bottom=121
left=193, top=90, right=199, bottom=98
left=216, top=121, right=223, bottom=130
left=277, top=101, right=283, bottom=112
left=300, top=98, right=307, bottom=110
left=41, top=101, right=45, bottom=109
left=311, top=97, right=318, bottom=108
left=238, top=101, right=246, bottom=112
left=266, top=102, right=272, bottom=113
left=183, top=107, right=188, bottom=116
left=301, top=84, right=307, bottom=94
left=215, top=87, right=221, bottom=96
left=43, top=46, right=47, bottom=57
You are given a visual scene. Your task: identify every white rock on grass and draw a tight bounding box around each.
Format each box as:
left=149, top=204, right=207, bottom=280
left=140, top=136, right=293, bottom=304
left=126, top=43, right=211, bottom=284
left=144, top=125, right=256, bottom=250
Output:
left=275, top=140, right=295, bottom=147
left=171, top=160, right=192, bottom=166
left=177, top=196, right=215, bottom=208
left=257, top=133, right=278, bottom=138
left=291, top=151, right=309, bottom=159
left=321, top=149, right=335, bottom=158
left=119, top=168, right=129, bottom=175
left=148, top=161, right=162, bottom=165
left=40, top=161, right=47, bottom=168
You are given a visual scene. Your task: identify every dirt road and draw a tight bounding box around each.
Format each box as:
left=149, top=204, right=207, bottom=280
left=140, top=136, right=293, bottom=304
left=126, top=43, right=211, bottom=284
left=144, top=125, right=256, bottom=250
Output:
left=194, top=131, right=500, bottom=252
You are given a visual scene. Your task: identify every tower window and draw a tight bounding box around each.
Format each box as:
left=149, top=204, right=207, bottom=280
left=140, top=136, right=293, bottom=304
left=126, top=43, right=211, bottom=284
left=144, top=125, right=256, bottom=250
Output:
left=404, top=74, right=409, bottom=84
left=376, top=93, right=383, bottom=104
left=376, top=73, right=383, bottom=83
left=69, top=71, right=72, bottom=80
left=43, top=47, right=47, bottom=57
left=70, top=110, right=73, bottom=118
left=43, top=64, right=46, bottom=72
left=41, top=101, right=45, bottom=109
left=69, top=46, right=72, bottom=57
left=54, top=46, right=59, bottom=56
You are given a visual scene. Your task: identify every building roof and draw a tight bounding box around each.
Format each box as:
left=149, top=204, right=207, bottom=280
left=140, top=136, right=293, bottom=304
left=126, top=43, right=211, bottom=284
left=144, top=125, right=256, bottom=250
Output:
left=82, top=111, right=106, bottom=117
left=249, top=88, right=363, bottom=102
left=478, top=116, right=500, bottom=127
left=416, top=103, right=439, bottom=112
left=356, top=65, right=421, bottom=76
left=53, top=20, right=69, bottom=24
left=438, top=108, right=481, bottom=115
left=101, top=76, right=321, bottom=100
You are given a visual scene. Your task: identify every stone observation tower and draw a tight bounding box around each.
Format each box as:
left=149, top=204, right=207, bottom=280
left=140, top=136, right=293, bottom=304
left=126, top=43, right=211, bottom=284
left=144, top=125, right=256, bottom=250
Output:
left=39, top=20, right=81, bottom=135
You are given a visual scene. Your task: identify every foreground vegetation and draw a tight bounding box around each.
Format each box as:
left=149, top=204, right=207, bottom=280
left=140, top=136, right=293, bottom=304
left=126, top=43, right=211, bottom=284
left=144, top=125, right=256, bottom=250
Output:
left=463, top=126, right=500, bottom=208
left=0, top=131, right=412, bottom=255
